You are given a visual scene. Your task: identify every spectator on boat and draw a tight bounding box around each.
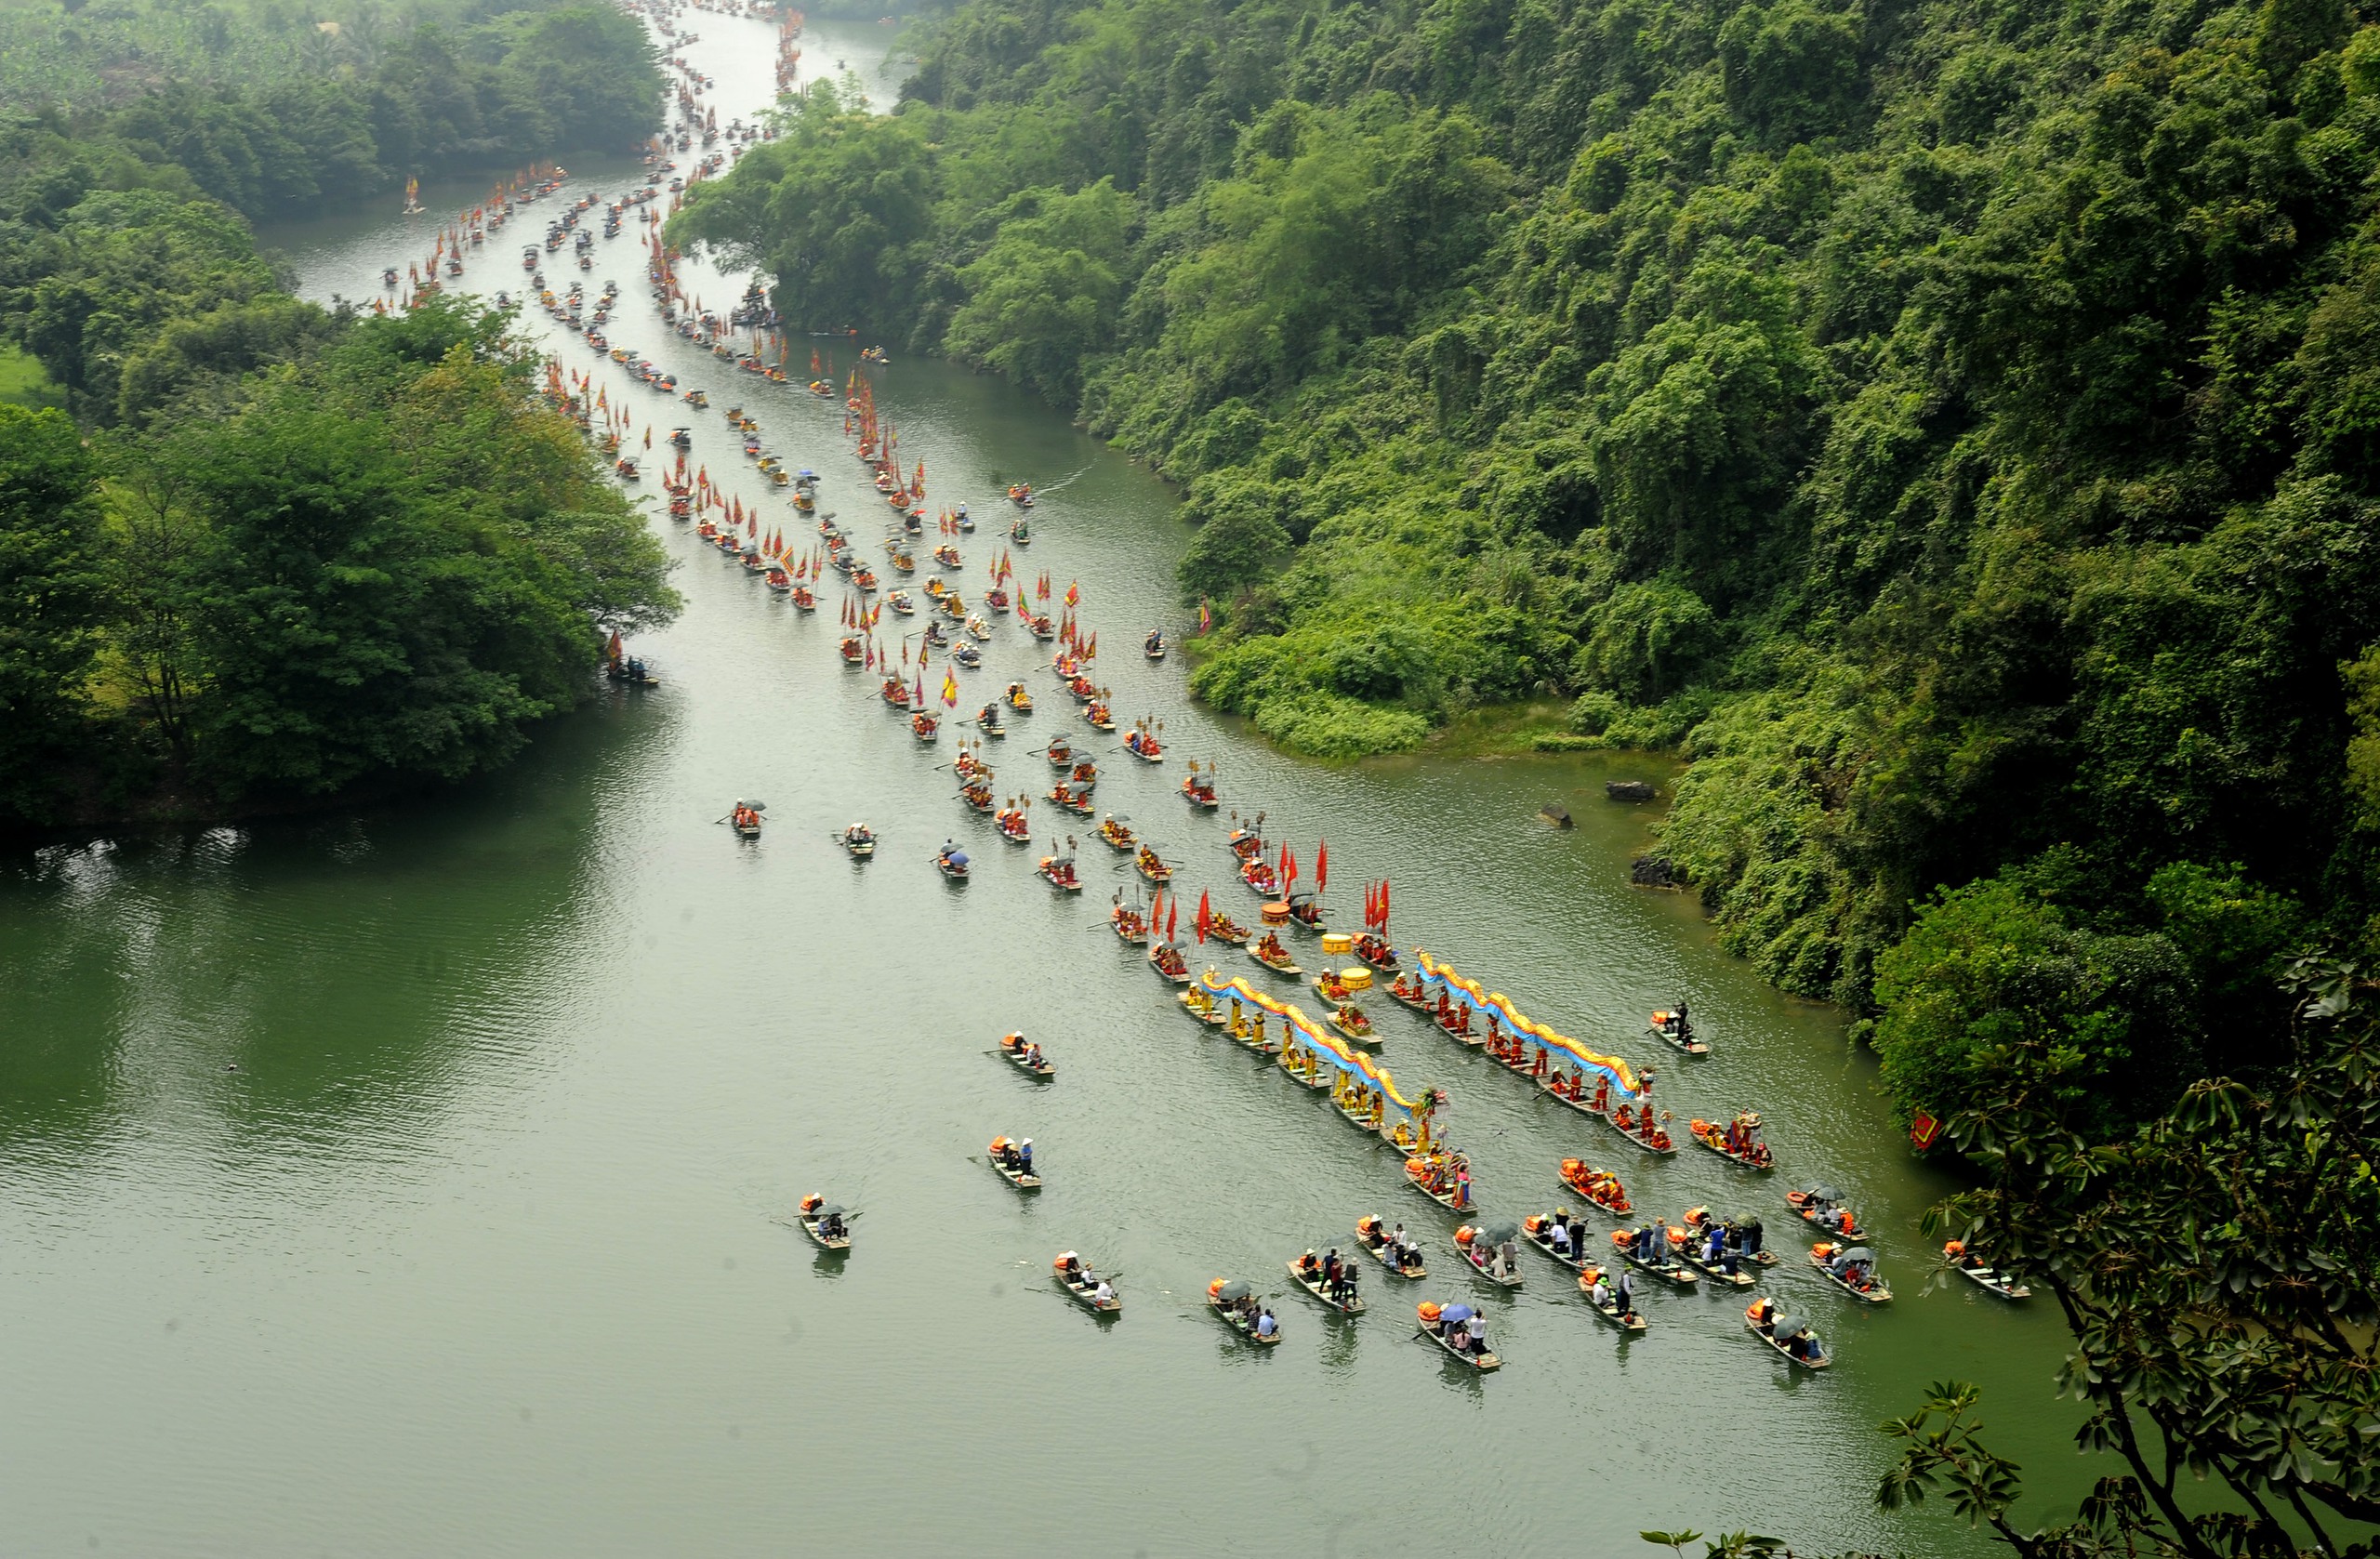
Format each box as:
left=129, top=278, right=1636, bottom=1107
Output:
left=1093, top=1278, right=1113, bottom=1306
left=1465, top=1313, right=1488, bottom=1354
left=1255, top=1308, right=1276, bottom=1339
left=1549, top=1221, right=1572, bottom=1261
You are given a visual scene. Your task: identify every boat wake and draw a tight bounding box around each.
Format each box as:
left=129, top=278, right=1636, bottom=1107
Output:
left=1032, top=463, right=1093, bottom=497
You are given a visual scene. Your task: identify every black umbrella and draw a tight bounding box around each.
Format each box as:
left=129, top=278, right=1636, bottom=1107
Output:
left=1838, top=1246, right=1875, bottom=1264
left=1773, top=1315, right=1812, bottom=1342
left=813, top=1203, right=846, bottom=1220
left=1481, top=1222, right=1521, bottom=1246
left=1215, top=1279, right=1251, bottom=1303
left=1797, top=1182, right=1842, bottom=1203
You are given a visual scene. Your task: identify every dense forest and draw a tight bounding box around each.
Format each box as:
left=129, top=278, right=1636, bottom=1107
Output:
left=671, top=0, right=2380, bottom=1136
left=0, top=0, right=663, bottom=218
left=0, top=0, right=676, bottom=825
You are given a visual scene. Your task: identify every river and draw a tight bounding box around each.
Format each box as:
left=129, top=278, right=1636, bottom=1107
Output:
left=0, top=8, right=2092, bottom=1555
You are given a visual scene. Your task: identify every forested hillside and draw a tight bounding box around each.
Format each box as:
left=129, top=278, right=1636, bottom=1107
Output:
left=0, top=0, right=663, bottom=219
left=0, top=0, right=676, bottom=827
left=673, top=0, right=2380, bottom=1122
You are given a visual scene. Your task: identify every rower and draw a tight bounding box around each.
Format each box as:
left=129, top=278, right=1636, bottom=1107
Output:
left=1017, top=1139, right=1034, bottom=1175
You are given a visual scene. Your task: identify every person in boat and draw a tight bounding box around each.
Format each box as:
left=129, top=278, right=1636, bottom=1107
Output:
left=1548, top=1219, right=1573, bottom=1262
left=818, top=1209, right=846, bottom=1239
left=1587, top=1270, right=1614, bottom=1311
left=1094, top=1277, right=1115, bottom=1306
left=1025, top=1042, right=1044, bottom=1069
left=1017, top=1138, right=1034, bottom=1176
left=1255, top=1307, right=1277, bottom=1339
left=1747, top=1296, right=1778, bottom=1335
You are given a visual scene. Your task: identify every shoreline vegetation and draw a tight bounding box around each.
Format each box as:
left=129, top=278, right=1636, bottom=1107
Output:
left=668, top=0, right=2380, bottom=1116
left=664, top=0, right=2380, bottom=1536
left=0, top=0, right=677, bottom=835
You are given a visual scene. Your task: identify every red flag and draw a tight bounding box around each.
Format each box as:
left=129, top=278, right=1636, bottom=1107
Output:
left=1381, top=879, right=1388, bottom=927
left=1167, top=895, right=1178, bottom=942
left=1316, top=839, right=1329, bottom=892
left=1276, top=843, right=1289, bottom=882
left=1286, top=849, right=1298, bottom=889
left=1197, top=891, right=1211, bottom=945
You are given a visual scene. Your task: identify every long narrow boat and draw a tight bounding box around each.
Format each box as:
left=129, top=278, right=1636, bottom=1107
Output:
left=1576, top=1266, right=1649, bottom=1334
left=1285, top=1256, right=1366, bottom=1314
left=1247, top=935, right=1302, bottom=977
left=993, top=1034, right=1053, bottom=1078
left=1205, top=1279, right=1281, bottom=1345
left=1415, top=1304, right=1500, bottom=1371
left=795, top=1196, right=852, bottom=1251
left=1943, top=1243, right=2030, bottom=1300
left=1808, top=1243, right=1894, bottom=1303
left=1672, top=1227, right=1758, bottom=1288
left=987, top=1137, right=1040, bottom=1190
left=1520, top=1215, right=1596, bottom=1274
left=1355, top=1217, right=1428, bottom=1279
left=1053, top=1253, right=1118, bottom=1314
left=1557, top=1158, right=1633, bottom=1216
left=1403, top=1155, right=1473, bottom=1211
left=1608, top=1226, right=1699, bottom=1287
left=1688, top=1114, right=1776, bottom=1170
left=1744, top=1300, right=1830, bottom=1368
left=1786, top=1183, right=1866, bottom=1239
left=1452, top=1224, right=1525, bottom=1288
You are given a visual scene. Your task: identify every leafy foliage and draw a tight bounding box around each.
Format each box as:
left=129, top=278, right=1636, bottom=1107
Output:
left=1878, top=957, right=2380, bottom=1559
left=0, top=0, right=661, bottom=221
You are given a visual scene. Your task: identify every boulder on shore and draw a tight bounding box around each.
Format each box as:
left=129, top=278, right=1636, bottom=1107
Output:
left=1606, top=780, right=1658, bottom=802
left=1538, top=803, right=1573, bottom=829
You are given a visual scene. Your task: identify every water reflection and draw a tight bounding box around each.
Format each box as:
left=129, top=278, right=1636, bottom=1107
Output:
left=0, top=691, right=668, bottom=1173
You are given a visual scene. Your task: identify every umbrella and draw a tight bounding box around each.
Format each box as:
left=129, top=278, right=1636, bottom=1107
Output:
left=1049, top=854, right=1075, bottom=869
left=1773, top=1316, right=1812, bottom=1342
left=813, top=1203, right=846, bottom=1219
left=945, top=850, right=971, bottom=869
left=1481, top=1222, right=1521, bottom=1246
left=1837, top=1247, right=1875, bottom=1264
left=1215, top=1279, right=1251, bottom=1302
left=737, top=799, right=768, bottom=811
left=1440, top=1303, right=1475, bottom=1326
left=1797, top=1182, right=1842, bottom=1203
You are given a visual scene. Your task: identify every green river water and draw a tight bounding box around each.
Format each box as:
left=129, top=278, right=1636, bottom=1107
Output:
left=0, top=12, right=2098, bottom=1553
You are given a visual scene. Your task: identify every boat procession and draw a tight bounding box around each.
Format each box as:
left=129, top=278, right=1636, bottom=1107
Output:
left=350, top=0, right=1957, bottom=1384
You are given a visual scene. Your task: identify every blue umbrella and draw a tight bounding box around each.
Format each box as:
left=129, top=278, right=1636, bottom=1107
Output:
left=946, top=850, right=970, bottom=869
left=1440, top=1303, right=1474, bottom=1326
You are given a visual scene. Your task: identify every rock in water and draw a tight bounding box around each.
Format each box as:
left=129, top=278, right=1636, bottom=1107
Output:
left=1606, top=780, right=1658, bottom=802
left=1538, top=803, right=1572, bottom=829
left=1631, top=854, right=1683, bottom=888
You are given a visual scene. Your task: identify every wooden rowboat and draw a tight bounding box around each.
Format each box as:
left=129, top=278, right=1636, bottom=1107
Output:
left=988, top=1145, right=1040, bottom=1191
left=1285, top=1258, right=1366, bottom=1314
left=1417, top=1315, right=1500, bottom=1371
left=1744, top=1305, right=1830, bottom=1367
left=1355, top=1222, right=1427, bottom=1279
left=796, top=1206, right=852, bottom=1251
left=1946, top=1250, right=2030, bottom=1299
left=1577, top=1269, right=1649, bottom=1334
left=1206, top=1281, right=1281, bottom=1344
left=1808, top=1244, right=1894, bottom=1303
left=1521, top=1220, right=1596, bottom=1274
left=1610, top=1229, right=1699, bottom=1287
left=1248, top=944, right=1302, bottom=977
left=1453, top=1235, right=1524, bottom=1288
left=1055, top=1262, right=1118, bottom=1314
left=993, top=1040, right=1053, bottom=1079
